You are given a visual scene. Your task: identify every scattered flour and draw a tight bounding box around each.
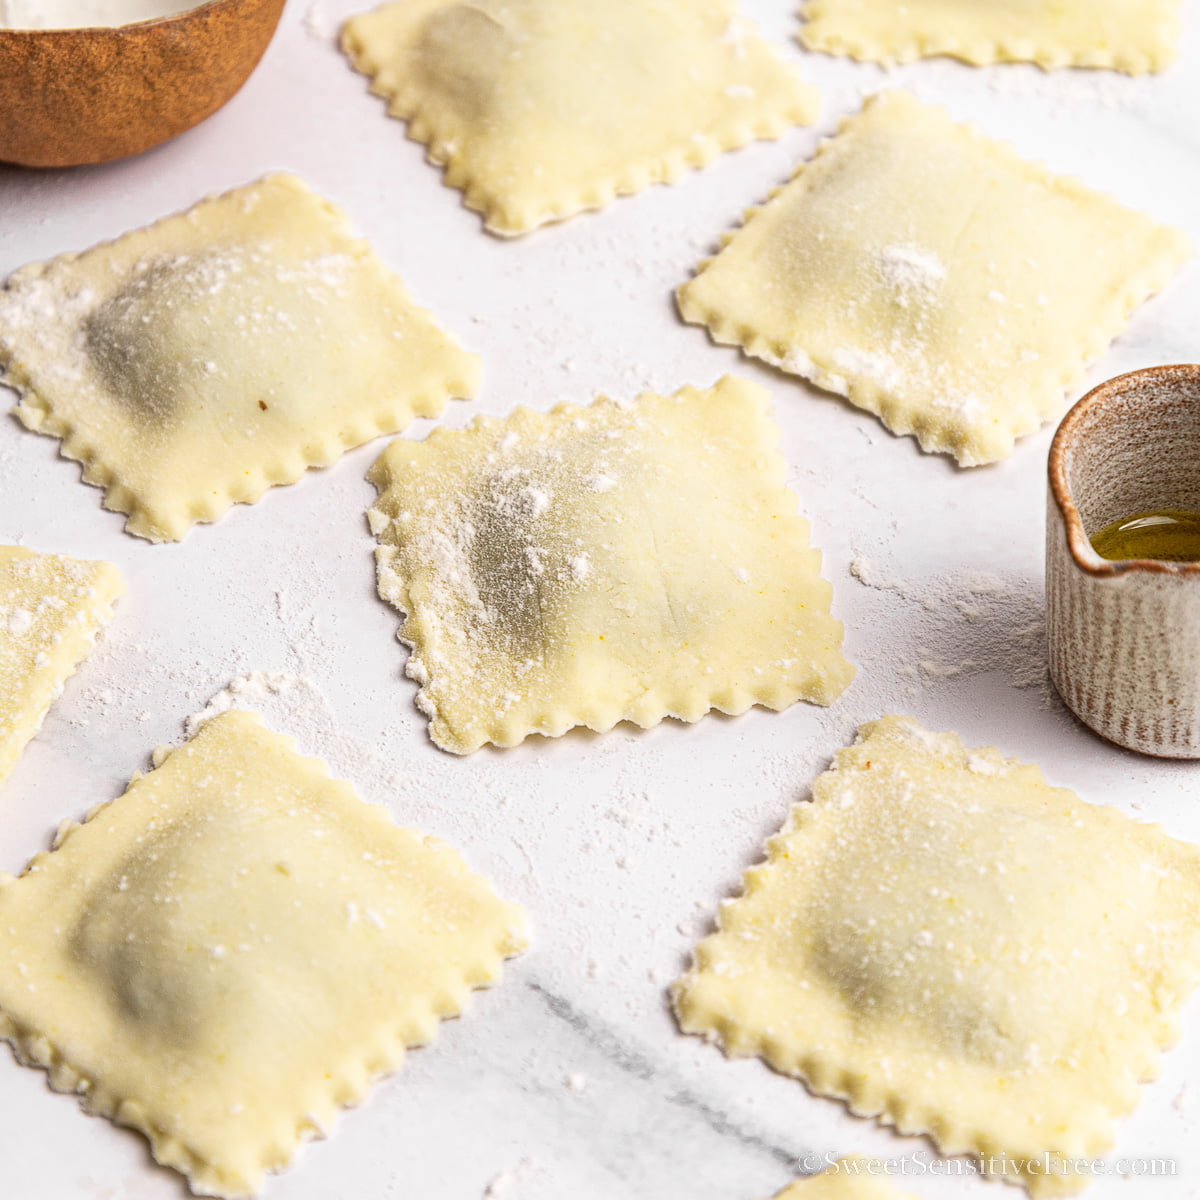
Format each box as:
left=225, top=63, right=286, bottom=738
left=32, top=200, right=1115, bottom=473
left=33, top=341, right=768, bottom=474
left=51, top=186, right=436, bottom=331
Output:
left=184, top=671, right=315, bottom=738
left=6, top=608, right=33, bottom=637
left=982, top=64, right=1153, bottom=113
left=718, top=15, right=749, bottom=57
left=301, top=0, right=338, bottom=39
left=848, top=555, right=1057, bottom=707
left=850, top=555, right=938, bottom=610
left=483, top=1158, right=538, bottom=1199
left=831, top=346, right=903, bottom=393
left=855, top=57, right=1156, bottom=118
left=177, top=672, right=406, bottom=807
left=518, top=486, right=552, bottom=519
left=877, top=244, right=947, bottom=305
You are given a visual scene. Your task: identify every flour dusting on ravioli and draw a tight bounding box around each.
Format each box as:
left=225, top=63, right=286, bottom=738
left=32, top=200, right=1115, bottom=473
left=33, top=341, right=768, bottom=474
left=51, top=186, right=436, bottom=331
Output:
left=0, top=709, right=527, bottom=1198
left=0, top=173, right=480, bottom=541
left=678, top=91, right=1191, bottom=466
left=674, top=714, right=1200, bottom=1197
left=367, top=376, right=854, bottom=752
left=0, top=545, right=123, bottom=787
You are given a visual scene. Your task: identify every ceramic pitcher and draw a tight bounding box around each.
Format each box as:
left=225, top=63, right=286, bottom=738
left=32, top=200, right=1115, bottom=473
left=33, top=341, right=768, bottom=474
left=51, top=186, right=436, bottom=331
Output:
left=1047, top=364, right=1200, bottom=757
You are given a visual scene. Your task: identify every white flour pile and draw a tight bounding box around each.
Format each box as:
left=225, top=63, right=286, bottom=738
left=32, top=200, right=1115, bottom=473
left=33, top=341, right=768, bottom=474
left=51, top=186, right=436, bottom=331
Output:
left=0, top=0, right=196, bottom=28
left=846, top=554, right=1058, bottom=706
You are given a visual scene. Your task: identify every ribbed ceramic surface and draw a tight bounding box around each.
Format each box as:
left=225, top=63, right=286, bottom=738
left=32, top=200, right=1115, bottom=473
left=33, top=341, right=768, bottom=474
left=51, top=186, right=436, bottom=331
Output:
left=1047, top=365, right=1200, bottom=757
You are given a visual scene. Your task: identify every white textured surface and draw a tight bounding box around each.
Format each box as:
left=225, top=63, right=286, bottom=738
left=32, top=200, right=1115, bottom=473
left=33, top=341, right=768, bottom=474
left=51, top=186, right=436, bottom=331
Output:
left=1, top=2, right=1200, bottom=1198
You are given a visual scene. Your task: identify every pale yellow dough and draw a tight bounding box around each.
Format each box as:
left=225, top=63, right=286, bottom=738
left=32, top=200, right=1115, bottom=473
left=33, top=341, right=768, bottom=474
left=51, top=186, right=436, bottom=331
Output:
left=367, top=376, right=855, bottom=753
left=673, top=715, right=1200, bottom=1197
left=0, top=173, right=480, bottom=542
left=341, top=0, right=819, bottom=236
left=0, top=546, right=123, bottom=787
left=767, top=1159, right=918, bottom=1199
left=800, top=0, right=1181, bottom=74
left=678, top=91, right=1191, bottom=466
left=0, top=710, right=528, bottom=1198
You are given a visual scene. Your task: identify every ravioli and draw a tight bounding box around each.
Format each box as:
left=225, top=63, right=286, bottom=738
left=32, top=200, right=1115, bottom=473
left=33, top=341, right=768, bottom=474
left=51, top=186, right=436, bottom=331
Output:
left=767, top=1160, right=918, bottom=1199
left=0, top=709, right=528, bottom=1197
left=673, top=715, right=1200, bottom=1196
left=799, top=0, right=1181, bottom=74
left=367, top=376, right=854, bottom=752
left=0, top=546, right=123, bottom=788
left=0, top=173, right=480, bottom=542
left=341, top=0, right=819, bottom=235
left=677, top=91, right=1191, bottom=465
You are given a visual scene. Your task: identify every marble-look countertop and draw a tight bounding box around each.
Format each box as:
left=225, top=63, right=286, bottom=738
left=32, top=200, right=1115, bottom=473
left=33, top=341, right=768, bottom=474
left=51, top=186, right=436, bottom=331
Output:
left=2, top=2, right=1200, bottom=1198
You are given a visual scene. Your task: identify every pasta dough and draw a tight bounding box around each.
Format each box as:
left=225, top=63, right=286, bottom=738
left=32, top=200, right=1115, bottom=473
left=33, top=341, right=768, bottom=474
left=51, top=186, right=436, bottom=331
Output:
left=678, top=91, right=1191, bottom=466
left=341, top=0, right=819, bottom=236
left=673, top=715, right=1200, bottom=1196
left=0, top=173, right=480, bottom=542
left=0, top=545, right=123, bottom=787
left=799, top=0, right=1181, bottom=74
left=0, top=709, right=528, bottom=1197
left=767, top=1160, right=917, bottom=1199
left=367, top=376, right=854, bottom=753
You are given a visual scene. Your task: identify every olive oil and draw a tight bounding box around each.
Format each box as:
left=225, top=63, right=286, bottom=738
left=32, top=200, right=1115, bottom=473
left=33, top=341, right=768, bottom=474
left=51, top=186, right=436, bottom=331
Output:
left=1090, top=509, right=1200, bottom=563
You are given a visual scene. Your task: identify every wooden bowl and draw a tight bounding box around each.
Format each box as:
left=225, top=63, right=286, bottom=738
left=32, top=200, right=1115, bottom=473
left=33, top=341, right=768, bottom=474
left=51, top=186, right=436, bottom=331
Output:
left=1047, top=364, right=1200, bottom=757
left=0, top=0, right=285, bottom=168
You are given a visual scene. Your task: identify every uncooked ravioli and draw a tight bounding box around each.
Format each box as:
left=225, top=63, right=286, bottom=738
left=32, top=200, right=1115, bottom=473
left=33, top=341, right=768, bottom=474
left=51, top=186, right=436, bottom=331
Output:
left=677, top=91, right=1190, bottom=466
left=341, top=0, right=819, bottom=235
left=799, top=0, right=1181, bottom=74
left=0, top=709, right=527, bottom=1198
left=0, top=545, right=123, bottom=787
left=366, top=376, right=854, bottom=752
left=674, top=715, right=1200, bottom=1197
left=0, top=173, right=480, bottom=541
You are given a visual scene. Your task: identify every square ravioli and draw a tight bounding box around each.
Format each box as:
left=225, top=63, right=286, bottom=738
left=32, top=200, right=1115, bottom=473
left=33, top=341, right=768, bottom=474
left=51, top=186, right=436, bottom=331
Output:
left=0, top=173, right=481, bottom=542
left=0, top=545, right=123, bottom=787
left=367, top=376, right=855, bottom=753
left=768, top=1160, right=916, bottom=1199
left=673, top=715, right=1200, bottom=1197
left=341, top=0, right=819, bottom=236
left=799, top=0, right=1181, bottom=74
left=0, top=709, right=528, bottom=1198
left=677, top=90, right=1191, bottom=466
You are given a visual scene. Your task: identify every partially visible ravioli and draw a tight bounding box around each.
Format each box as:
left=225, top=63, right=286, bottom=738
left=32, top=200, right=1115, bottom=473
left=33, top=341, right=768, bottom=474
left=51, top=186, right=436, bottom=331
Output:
left=678, top=91, right=1191, bottom=466
left=800, top=0, right=1181, bottom=74
left=673, top=715, right=1200, bottom=1198
left=367, top=376, right=854, bottom=753
left=767, top=1160, right=918, bottom=1199
left=0, top=173, right=480, bottom=542
left=341, top=0, right=819, bottom=235
left=0, top=545, right=123, bottom=787
left=0, top=709, right=527, bottom=1198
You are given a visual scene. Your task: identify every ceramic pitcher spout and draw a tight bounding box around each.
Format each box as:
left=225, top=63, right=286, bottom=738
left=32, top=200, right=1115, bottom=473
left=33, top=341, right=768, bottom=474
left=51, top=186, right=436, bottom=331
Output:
left=1047, top=364, right=1200, bottom=757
